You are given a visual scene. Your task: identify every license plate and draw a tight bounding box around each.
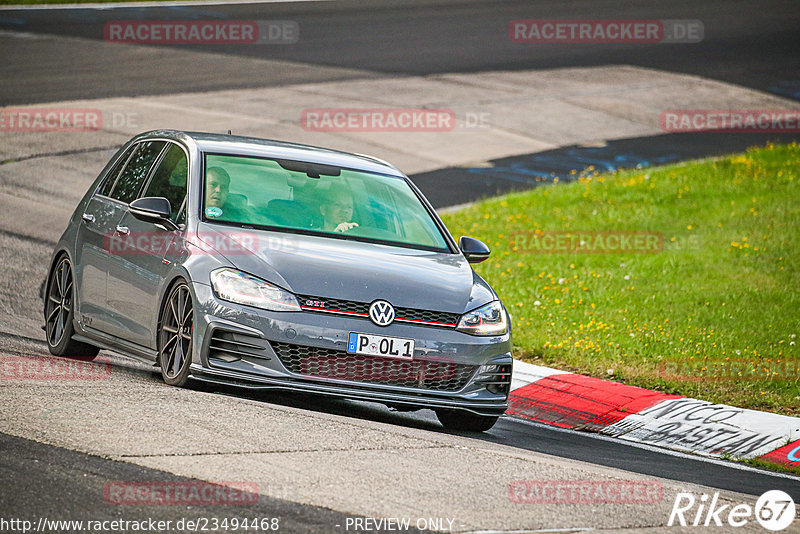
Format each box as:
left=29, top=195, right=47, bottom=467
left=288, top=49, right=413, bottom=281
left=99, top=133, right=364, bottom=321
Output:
left=347, top=332, right=415, bottom=359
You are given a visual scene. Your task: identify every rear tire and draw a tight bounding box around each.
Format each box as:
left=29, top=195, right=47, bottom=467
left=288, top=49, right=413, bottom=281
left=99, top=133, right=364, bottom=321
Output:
left=435, top=409, right=499, bottom=432
left=44, top=256, right=100, bottom=359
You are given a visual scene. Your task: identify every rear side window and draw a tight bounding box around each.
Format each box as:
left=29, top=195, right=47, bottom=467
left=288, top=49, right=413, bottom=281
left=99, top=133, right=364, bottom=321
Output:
left=97, top=144, right=137, bottom=197
left=141, top=143, right=188, bottom=222
left=109, top=141, right=166, bottom=204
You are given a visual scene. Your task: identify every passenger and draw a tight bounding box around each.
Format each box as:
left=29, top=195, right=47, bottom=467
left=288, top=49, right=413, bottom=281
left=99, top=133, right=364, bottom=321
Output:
left=205, top=167, right=251, bottom=221
left=320, top=186, right=359, bottom=233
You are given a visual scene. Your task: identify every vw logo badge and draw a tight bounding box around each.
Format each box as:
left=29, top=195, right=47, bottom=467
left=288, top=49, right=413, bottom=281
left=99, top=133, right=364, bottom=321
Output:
left=369, top=300, right=395, bottom=326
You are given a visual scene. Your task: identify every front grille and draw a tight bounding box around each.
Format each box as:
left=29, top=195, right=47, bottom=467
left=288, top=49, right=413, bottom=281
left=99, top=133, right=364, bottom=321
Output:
left=296, top=295, right=460, bottom=328
left=394, top=306, right=459, bottom=326
left=208, top=329, right=270, bottom=363
left=298, top=296, right=369, bottom=315
left=271, top=342, right=477, bottom=391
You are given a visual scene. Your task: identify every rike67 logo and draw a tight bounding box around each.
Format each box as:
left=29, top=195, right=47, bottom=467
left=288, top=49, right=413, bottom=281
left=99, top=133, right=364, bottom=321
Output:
left=669, top=490, right=796, bottom=531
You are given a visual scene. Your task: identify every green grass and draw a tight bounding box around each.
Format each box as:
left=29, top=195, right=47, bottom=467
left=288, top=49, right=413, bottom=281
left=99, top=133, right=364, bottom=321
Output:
left=441, top=142, right=800, bottom=416
left=738, top=456, right=800, bottom=477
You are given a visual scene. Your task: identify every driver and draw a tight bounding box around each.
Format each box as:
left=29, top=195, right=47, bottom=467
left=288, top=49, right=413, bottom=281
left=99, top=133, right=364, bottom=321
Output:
left=206, top=167, right=231, bottom=210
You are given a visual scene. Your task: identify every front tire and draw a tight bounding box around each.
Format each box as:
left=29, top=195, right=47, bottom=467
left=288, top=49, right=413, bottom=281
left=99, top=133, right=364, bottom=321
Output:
left=158, top=281, right=194, bottom=387
left=436, top=409, right=499, bottom=432
left=44, top=256, right=100, bottom=359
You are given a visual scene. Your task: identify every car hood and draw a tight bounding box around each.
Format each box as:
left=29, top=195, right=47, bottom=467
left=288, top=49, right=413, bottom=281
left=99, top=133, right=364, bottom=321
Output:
left=196, top=224, right=496, bottom=313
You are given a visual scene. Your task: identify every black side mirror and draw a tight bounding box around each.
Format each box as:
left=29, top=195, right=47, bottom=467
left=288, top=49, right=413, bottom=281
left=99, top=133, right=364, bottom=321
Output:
left=130, top=197, right=177, bottom=230
left=459, top=236, right=491, bottom=263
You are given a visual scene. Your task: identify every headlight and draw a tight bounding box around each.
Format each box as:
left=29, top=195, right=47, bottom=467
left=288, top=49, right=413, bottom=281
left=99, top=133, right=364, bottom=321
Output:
left=210, top=268, right=300, bottom=312
left=456, top=301, right=508, bottom=336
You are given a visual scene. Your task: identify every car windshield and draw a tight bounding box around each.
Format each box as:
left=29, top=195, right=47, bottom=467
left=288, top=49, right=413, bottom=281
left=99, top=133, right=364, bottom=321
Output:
left=202, top=153, right=450, bottom=252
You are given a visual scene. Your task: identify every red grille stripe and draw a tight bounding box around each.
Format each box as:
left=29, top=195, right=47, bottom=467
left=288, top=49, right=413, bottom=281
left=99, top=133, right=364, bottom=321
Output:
left=300, top=306, right=368, bottom=317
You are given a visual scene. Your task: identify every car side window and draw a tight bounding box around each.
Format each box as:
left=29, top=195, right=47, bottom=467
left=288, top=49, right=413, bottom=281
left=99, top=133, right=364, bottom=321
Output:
left=109, top=141, right=167, bottom=204
left=141, top=143, right=188, bottom=223
left=97, top=144, right=137, bottom=197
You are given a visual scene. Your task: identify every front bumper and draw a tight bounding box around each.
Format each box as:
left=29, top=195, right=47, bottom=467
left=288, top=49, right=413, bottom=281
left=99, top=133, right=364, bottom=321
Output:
left=188, top=282, right=512, bottom=416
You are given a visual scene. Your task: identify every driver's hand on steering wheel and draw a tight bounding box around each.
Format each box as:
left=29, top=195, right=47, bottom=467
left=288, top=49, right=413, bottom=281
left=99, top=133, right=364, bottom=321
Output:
left=334, top=222, right=359, bottom=233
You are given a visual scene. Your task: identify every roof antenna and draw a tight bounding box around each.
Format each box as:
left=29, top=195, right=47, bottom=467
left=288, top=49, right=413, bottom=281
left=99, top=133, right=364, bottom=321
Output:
left=227, top=129, right=232, bottom=135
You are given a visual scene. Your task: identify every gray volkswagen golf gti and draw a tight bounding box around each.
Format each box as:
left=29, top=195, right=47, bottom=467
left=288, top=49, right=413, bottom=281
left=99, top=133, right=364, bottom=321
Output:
left=44, top=130, right=512, bottom=431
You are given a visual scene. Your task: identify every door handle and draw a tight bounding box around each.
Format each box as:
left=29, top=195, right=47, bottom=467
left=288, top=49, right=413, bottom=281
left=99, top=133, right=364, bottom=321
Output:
left=115, top=225, right=130, bottom=235
left=82, top=213, right=96, bottom=224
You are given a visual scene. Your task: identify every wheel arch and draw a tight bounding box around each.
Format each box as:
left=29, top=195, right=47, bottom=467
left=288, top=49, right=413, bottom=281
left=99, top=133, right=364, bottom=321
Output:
left=43, top=247, right=73, bottom=316
left=155, top=274, right=191, bottom=362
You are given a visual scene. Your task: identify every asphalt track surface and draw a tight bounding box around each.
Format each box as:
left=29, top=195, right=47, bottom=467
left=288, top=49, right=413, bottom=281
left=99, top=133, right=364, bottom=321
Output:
left=0, top=432, right=373, bottom=534
left=2, top=366, right=800, bottom=525
left=1, top=0, right=800, bottom=531
left=0, top=0, right=799, bottom=104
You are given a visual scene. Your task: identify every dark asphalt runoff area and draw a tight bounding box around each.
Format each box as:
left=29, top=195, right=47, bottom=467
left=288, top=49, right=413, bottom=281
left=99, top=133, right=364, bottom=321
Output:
left=0, top=432, right=385, bottom=534
left=1, top=0, right=799, bottom=104
left=3, top=0, right=798, bottom=207
left=416, top=131, right=800, bottom=208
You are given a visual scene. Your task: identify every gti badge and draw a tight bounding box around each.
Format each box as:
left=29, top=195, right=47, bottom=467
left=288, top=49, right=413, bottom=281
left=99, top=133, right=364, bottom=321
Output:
left=369, top=300, right=395, bottom=326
